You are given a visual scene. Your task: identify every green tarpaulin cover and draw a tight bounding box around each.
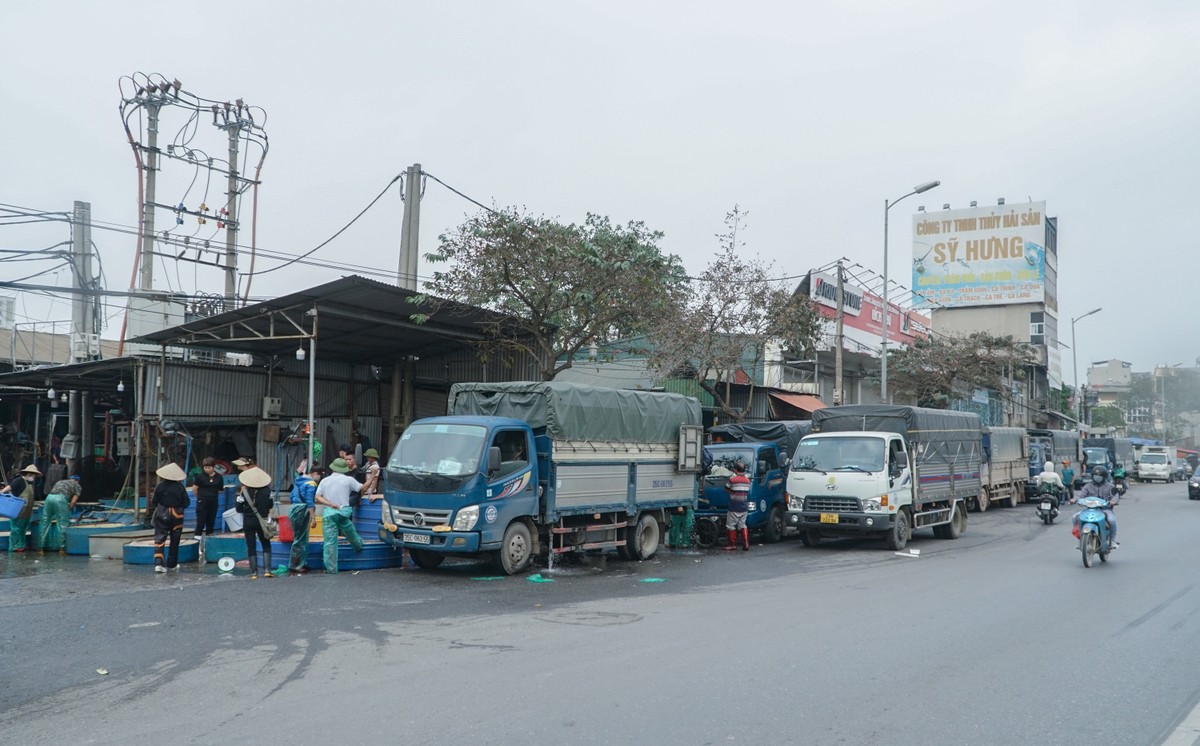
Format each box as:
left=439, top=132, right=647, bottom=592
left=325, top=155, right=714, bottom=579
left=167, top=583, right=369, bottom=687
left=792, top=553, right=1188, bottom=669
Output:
left=448, top=381, right=701, bottom=444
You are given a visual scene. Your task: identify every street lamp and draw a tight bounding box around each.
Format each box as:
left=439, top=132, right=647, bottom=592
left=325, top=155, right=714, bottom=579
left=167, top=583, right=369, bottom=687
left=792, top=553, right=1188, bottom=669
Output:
left=880, top=179, right=940, bottom=401
left=1070, top=307, right=1102, bottom=425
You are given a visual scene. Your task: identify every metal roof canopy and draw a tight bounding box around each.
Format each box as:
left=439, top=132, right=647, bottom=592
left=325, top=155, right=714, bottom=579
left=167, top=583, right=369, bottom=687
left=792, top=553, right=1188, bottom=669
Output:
left=131, top=275, right=518, bottom=363
left=0, top=356, right=138, bottom=394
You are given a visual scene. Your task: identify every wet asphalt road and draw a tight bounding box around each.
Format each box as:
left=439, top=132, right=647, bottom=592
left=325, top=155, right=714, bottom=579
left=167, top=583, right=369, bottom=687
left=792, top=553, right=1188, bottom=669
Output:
left=2, top=479, right=1200, bottom=745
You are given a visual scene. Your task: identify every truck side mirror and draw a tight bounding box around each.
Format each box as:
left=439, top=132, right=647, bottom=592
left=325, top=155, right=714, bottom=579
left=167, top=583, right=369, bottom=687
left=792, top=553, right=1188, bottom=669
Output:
left=486, top=446, right=501, bottom=476
left=758, top=459, right=768, bottom=477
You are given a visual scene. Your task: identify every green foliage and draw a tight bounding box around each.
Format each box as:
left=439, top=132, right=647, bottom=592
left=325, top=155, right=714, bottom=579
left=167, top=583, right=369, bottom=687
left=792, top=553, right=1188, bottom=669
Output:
left=646, top=205, right=824, bottom=422
left=1089, top=405, right=1125, bottom=429
left=885, top=331, right=1037, bottom=407
left=424, top=207, right=688, bottom=379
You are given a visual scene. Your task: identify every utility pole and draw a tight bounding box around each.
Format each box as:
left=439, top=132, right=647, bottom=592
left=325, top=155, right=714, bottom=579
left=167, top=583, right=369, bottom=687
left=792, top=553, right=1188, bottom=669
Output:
left=139, top=103, right=160, bottom=291
left=69, top=200, right=96, bottom=474
left=392, top=163, right=422, bottom=449
left=224, top=122, right=240, bottom=303
left=834, top=261, right=845, bottom=405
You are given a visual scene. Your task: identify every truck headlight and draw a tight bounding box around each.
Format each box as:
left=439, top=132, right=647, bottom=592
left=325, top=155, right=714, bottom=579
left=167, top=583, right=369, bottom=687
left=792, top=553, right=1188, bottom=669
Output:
left=452, top=505, right=480, bottom=531
left=863, top=497, right=883, bottom=512
left=788, top=494, right=803, bottom=510
left=747, top=501, right=758, bottom=512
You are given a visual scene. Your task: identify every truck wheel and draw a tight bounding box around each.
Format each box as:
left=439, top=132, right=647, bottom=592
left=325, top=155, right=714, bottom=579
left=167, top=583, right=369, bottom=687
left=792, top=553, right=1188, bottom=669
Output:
left=496, top=522, right=533, bottom=575
left=409, top=548, right=445, bottom=570
left=763, top=505, right=785, bottom=544
left=944, top=503, right=966, bottom=539
left=695, top=517, right=721, bottom=548
left=975, top=489, right=990, bottom=513
left=625, top=514, right=661, bottom=561
left=799, top=530, right=821, bottom=547
left=884, top=509, right=910, bottom=551
left=1007, top=487, right=1021, bottom=508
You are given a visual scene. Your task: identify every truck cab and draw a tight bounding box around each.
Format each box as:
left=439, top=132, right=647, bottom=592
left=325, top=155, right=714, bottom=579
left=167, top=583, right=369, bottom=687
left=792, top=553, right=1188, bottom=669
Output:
left=700, top=441, right=787, bottom=542
left=787, top=431, right=910, bottom=547
left=379, top=416, right=539, bottom=570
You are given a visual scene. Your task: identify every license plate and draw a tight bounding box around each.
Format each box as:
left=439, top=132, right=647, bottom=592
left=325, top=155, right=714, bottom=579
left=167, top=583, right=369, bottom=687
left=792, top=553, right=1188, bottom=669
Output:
left=820, top=513, right=839, bottom=524
left=402, top=532, right=431, bottom=545
left=1040, top=501, right=1052, bottom=510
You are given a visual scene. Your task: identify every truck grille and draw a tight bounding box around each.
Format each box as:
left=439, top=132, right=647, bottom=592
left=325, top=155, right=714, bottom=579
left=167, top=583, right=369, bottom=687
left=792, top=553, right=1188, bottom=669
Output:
left=389, top=507, right=453, bottom=529
left=805, top=496, right=861, bottom=513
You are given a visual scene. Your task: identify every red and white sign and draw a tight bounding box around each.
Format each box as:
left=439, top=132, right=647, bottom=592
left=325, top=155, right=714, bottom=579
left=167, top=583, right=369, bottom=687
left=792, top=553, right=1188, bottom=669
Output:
left=809, top=272, right=929, bottom=355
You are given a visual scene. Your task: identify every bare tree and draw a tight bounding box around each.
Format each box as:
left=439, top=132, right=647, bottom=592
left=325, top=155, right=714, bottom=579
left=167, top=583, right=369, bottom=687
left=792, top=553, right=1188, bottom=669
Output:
left=885, top=331, right=1037, bottom=407
left=647, top=206, right=823, bottom=422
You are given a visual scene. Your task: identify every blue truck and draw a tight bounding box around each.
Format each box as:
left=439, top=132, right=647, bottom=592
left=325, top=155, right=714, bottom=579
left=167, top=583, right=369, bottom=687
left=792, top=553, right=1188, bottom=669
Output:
left=699, top=421, right=811, bottom=545
left=378, top=382, right=704, bottom=574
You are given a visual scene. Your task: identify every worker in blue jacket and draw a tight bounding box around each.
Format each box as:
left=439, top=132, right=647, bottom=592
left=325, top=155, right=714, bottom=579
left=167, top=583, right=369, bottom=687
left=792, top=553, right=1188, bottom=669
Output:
left=288, top=464, right=322, bottom=574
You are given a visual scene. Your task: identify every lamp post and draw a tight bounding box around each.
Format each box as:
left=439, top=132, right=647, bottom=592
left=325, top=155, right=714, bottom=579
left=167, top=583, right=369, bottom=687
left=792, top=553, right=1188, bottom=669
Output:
left=880, top=179, right=940, bottom=402
left=1070, top=307, right=1102, bottom=425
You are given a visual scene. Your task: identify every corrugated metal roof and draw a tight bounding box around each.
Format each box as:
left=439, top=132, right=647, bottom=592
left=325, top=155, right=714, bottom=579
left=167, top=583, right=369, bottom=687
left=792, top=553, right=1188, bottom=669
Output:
left=0, top=327, right=121, bottom=368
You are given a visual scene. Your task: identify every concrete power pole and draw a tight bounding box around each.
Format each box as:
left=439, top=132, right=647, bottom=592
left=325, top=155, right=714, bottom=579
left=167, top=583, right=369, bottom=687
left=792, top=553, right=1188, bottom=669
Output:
left=139, top=104, right=161, bottom=291
left=834, top=260, right=845, bottom=406
left=68, top=200, right=96, bottom=475
left=391, top=163, right=422, bottom=449
left=224, top=125, right=240, bottom=303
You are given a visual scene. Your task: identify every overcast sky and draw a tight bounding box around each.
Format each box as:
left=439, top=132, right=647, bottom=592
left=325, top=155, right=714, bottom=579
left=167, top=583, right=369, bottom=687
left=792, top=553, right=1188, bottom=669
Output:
left=3, top=1, right=1197, bottom=380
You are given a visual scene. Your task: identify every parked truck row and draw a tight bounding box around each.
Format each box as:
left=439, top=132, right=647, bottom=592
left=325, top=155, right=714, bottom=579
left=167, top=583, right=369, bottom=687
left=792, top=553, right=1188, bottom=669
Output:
left=375, top=383, right=1107, bottom=574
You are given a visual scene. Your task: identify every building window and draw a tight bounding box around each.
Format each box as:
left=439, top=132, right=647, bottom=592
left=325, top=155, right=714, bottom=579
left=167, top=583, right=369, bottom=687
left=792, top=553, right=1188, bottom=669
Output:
left=1030, top=311, right=1044, bottom=345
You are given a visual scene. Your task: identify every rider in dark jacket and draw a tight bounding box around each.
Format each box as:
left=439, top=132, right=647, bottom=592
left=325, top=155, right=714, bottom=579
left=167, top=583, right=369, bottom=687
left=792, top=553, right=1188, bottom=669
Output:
left=1073, top=465, right=1119, bottom=548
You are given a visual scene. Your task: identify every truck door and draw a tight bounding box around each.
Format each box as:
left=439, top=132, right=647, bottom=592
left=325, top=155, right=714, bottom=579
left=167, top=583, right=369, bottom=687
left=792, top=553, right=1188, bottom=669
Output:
left=758, top=446, right=783, bottom=510
left=889, top=438, right=911, bottom=487
left=486, top=429, right=538, bottom=515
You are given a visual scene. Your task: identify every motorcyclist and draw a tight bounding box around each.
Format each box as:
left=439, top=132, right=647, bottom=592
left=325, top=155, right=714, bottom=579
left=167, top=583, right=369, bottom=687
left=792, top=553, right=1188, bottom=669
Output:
left=1035, top=460, right=1064, bottom=499
left=1072, top=465, right=1119, bottom=548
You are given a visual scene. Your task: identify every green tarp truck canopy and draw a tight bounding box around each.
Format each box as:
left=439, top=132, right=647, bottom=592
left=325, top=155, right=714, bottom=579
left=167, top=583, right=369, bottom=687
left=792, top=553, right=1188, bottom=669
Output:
left=448, top=381, right=701, bottom=444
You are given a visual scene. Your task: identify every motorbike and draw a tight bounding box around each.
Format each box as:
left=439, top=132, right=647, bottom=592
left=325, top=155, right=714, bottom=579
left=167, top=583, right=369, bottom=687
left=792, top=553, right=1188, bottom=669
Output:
left=1073, top=496, right=1114, bottom=568
left=1035, top=483, right=1061, bottom=525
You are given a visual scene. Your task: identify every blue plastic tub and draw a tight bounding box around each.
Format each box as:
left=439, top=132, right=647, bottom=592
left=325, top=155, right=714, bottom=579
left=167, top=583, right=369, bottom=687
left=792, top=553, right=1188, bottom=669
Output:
left=0, top=494, right=25, bottom=520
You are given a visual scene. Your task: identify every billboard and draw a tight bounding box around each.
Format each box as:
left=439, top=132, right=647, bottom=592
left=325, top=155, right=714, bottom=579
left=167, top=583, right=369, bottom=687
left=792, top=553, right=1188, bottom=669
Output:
left=912, top=201, right=1047, bottom=308
left=807, top=271, right=929, bottom=355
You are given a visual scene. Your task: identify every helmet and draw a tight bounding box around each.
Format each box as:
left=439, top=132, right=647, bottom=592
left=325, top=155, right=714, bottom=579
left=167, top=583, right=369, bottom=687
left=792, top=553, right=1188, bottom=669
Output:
left=1043, top=461, right=1055, bottom=473
left=1091, top=465, right=1108, bottom=483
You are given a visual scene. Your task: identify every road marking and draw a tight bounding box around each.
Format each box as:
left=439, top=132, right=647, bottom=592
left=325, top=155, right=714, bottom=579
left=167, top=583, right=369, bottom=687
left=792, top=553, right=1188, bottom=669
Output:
left=127, top=622, right=161, bottom=629
left=1163, top=698, right=1200, bottom=746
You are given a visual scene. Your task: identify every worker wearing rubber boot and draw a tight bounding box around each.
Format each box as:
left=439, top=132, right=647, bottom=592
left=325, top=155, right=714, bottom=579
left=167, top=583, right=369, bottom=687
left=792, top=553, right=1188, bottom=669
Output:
left=288, top=464, right=321, bottom=574
left=39, top=474, right=81, bottom=554
left=314, top=458, right=364, bottom=573
left=151, top=463, right=190, bottom=573
left=3, top=464, right=41, bottom=553
left=723, top=461, right=751, bottom=552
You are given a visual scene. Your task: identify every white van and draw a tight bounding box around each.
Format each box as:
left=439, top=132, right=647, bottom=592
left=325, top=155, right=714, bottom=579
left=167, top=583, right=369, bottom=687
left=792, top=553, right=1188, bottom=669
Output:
left=1138, top=447, right=1175, bottom=483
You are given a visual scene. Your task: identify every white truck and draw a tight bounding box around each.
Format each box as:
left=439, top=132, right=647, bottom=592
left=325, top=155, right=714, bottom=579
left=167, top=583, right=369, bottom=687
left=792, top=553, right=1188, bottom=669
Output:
left=1137, top=445, right=1175, bottom=483
left=786, top=405, right=981, bottom=550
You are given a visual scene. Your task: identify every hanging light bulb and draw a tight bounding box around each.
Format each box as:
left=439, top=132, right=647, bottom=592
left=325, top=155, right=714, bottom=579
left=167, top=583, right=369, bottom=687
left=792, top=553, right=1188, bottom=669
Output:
left=117, top=380, right=126, bottom=393
left=296, top=346, right=306, bottom=361
left=60, top=393, right=68, bottom=403
left=47, top=386, right=56, bottom=400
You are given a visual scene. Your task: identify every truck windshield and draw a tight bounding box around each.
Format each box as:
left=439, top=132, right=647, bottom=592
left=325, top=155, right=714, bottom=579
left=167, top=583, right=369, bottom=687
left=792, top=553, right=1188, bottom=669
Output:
left=388, top=423, right=486, bottom=478
left=793, top=437, right=885, bottom=473
left=706, top=448, right=755, bottom=480
left=1141, top=454, right=1167, bottom=464
left=1083, top=448, right=1109, bottom=466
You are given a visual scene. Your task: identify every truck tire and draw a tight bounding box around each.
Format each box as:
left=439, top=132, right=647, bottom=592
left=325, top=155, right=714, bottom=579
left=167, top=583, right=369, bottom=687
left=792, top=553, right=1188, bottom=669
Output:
left=799, top=530, right=821, bottom=547
left=935, top=503, right=965, bottom=539
left=763, top=505, right=785, bottom=544
left=1006, top=486, right=1021, bottom=509
left=625, top=514, right=661, bottom=561
left=496, top=521, right=533, bottom=575
left=975, top=489, right=990, bottom=513
left=409, top=548, right=445, bottom=570
left=884, top=509, right=910, bottom=551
